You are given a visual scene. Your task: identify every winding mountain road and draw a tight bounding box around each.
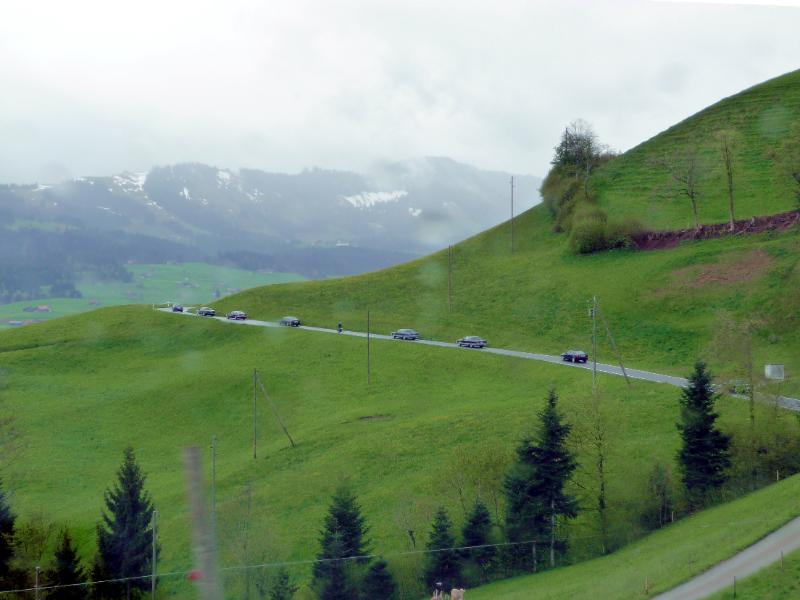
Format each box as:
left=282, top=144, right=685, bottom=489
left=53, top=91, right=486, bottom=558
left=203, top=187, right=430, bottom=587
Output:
left=160, top=308, right=798, bottom=411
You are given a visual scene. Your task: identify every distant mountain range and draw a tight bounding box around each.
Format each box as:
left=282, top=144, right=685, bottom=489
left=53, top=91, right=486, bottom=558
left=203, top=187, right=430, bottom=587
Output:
left=0, top=157, right=540, bottom=302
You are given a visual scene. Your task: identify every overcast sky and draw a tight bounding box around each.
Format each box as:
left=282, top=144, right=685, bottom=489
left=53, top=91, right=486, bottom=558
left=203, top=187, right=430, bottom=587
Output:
left=1, top=0, right=798, bottom=183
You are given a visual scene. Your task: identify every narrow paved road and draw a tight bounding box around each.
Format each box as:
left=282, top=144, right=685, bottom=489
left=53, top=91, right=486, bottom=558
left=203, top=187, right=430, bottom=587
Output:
left=159, top=308, right=799, bottom=410
left=653, top=515, right=800, bottom=599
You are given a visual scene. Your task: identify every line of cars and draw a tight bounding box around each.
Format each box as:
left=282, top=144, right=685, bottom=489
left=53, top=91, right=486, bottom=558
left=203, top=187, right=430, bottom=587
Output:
left=172, top=307, right=588, bottom=361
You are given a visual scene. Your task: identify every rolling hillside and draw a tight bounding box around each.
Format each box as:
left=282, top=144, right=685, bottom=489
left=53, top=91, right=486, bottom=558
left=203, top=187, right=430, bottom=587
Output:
left=592, top=69, right=800, bottom=230
left=0, top=306, right=725, bottom=598
left=0, top=70, right=798, bottom=599
left=215, top=70, right=800, bottom=398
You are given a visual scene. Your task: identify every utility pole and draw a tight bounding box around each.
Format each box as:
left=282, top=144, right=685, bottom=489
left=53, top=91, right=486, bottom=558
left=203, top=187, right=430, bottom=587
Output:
left=367, top=310, right=371, bottom=385
left=510, top=176, right=515, bottom=253
left=252, top=369, right=257, bottom=460
left=151, top=510, right=158, bottom=599
left=447, top=245, right=452, bottom=312
left=592, top=296, right=598, bottom=393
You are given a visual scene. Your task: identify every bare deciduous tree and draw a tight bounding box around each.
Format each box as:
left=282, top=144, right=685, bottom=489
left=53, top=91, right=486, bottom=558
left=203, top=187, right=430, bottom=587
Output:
left=652, top=147, right=703, bottom=230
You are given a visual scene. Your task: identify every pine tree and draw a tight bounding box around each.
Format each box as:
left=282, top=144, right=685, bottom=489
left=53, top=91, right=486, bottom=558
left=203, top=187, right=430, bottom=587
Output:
left=0, top=479, right=15, bottom=586
left=677, top=361, right=731, bottom=509
left=361, top=559, right=395, bottom=599
left=461, top=500, right=495, bottom=584
left=504, top=389, right=578, bottom=572
left=268, top=567, right=297, bottom=600
left=312, top=487, right=370, bottom=598
left=423, top=507, right=461, bottom=592
left=92, top=447, right=158, bottom=599
left=46, top=528, right=87, bottom=600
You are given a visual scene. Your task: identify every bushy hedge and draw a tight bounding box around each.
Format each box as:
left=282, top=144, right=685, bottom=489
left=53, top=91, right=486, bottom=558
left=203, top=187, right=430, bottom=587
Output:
left=568, top=207, right=645, bottom=254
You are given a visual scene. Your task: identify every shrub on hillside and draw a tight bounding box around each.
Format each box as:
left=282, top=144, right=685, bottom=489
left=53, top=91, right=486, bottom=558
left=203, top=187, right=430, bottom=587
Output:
left=604, top=217, right=646, bottom=250
left=540, top=167, right=581, bottom=231
left=569, top=207, right=645, bottom=254
left=568, top=206, right=608, bottom=254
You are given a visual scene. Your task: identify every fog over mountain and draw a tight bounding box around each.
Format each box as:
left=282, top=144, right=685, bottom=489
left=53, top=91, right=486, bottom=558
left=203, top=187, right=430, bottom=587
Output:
left=0, top=157, right=540, bottom=300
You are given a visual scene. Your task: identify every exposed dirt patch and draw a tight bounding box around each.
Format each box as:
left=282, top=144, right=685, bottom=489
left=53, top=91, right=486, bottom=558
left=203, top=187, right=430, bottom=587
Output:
left=671, top=249, right=774, bottom=290
left=633, top=209, right=800, bottom=251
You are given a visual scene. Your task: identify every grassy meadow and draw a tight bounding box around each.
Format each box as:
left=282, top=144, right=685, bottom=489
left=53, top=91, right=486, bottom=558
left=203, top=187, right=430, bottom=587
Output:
left=0, top=262, right=303, bottom=330
left=0, top=305, right=781, bottom=598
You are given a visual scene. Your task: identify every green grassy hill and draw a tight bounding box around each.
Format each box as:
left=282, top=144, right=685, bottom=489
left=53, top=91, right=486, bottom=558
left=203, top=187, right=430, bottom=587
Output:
left=0, top=71, right=799, bottom=599
left=213, top=70, right=800, bottom=400
left=0, top=306, right=720, bottom=597
left=468, top=473, right=800, bottom=599
left=593, top=68, right=800, bottom=230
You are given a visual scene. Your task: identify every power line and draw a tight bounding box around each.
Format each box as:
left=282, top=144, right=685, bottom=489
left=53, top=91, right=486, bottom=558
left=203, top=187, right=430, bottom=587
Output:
left=0, top=513, right=790, bottom=596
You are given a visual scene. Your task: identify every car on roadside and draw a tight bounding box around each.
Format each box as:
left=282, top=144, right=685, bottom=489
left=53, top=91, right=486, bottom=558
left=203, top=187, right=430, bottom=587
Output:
left=457, top=336, right=488, bottom=349
left=226, top=310, right=247, bottom=320
left=561, top=350, right=588, bottom=363
left=280, top=316, right=301, bottom=327
left=197, top=307, right=216, bottom=317
left=392, top=328, right=420, bottom=340
left=172, top=305, right=184, bottom=312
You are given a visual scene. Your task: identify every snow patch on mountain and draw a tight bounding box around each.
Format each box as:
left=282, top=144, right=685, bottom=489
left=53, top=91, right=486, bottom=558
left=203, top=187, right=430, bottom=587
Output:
left=408, top=207, right=422, bottom=217
left=217, top=170, right=232, bottom=186
left=341, top=190, right=408, bottom=209
left=180, top=187, right=191, bottom=200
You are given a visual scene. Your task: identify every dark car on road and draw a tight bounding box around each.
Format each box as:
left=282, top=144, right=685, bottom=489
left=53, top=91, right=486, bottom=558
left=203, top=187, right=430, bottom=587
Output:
left=280, top=316, right=301, bottom=327
left=392, top=328, right=420, bottom=340
left=172, top=305, right=184, bottom=312
left=197, top=307, right=216, bottom=317
left=561, top=350, right=588, bottom=363
left=226, top=310, right=247, bottom=320
left=458, top=336, right=488, bottom=349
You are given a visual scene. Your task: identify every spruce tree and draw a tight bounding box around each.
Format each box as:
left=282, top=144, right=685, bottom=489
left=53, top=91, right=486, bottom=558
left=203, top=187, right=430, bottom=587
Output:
left=268, top=567, right=297, bottom=600
left=677, top=361, right=731, bottom=509
left=92, top=447, right=158, bottom=599
left=361, top=559, right=395, bottom=599
left=46, top=528, right=86, bottom=600
left=461, top=499, right=495, bottom=584
left=504, top=389, right=578, bottom=572
left=423, top=507, right=461, bottom=592
left=312, top=487, right=370, bottom=598
left=0, top=479, right=15, bottom=586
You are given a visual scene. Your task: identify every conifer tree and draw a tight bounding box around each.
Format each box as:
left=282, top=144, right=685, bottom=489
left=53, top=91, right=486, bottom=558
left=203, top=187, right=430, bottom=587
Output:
left=312, top=487, right=370, bottom=598
left=361, top=559, right=395, bottom=600
left=0, top=479, right=15, bottom=586
left=677, top=361, right=731, bottom=509
left=268, top=567, right=297, bottom=600
left=423, top=507, right=461, bottom=592
left=504, top=389, right=578, bottom=571
left=46, top=528, right=86, bottom=600
left=92, top=447, right=158, bottom=599
left=461, top=499, right=495, bottom=584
